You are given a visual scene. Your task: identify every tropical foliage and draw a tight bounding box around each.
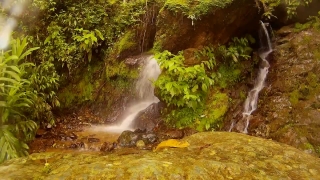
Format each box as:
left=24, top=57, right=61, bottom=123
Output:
left=155, top=50, right=215, bottom=109
left=155, top=36, right=253, bottom=130
left=0, top=37, right=38, bottom=163
left=260, top=0, right=313, bottom=19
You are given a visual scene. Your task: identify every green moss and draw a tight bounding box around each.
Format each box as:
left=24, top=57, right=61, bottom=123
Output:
left=105, top=61, right=138, bottom=80
left=115, top=30, right=136, bottom=55
left=306, top=72, right=318, bottom=88
left=294, top=22, right=312, bottom=32
left=58, top=69, right=94, bottom=108
left=196, top=91, right=229, bottom=131
left=240, top=90, right=246, bottom=100
left=163, top=0, right=233, bottom=18
left=304, top=142, right=315, bottom=151
left=289, top=89, right=300, bottom=106
left=217, top=64, right=242, bottom=88
left=314, top=49, right=320, bottom=61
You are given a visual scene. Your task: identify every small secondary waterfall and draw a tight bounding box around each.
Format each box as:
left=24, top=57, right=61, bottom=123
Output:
left=102, top=56, right=161, bottom=133
left=229, top=21, right=273, bottom=133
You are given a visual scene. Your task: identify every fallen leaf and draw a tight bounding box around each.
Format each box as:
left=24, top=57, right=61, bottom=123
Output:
left=154, top=139, right=190, bottom=152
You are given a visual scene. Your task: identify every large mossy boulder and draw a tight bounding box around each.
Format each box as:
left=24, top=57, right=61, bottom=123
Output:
left=154, top=0, right=261, bottom=53
left=1, top=132, right=320, bottom=179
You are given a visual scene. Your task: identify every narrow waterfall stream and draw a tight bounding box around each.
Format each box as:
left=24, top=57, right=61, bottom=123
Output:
left=229, top=21, right=273, bottom=133
left=94, top=55, right=161, bottom=133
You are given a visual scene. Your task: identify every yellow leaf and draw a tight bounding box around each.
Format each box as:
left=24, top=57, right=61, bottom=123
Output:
left=154, top=139, right=190, bottom=152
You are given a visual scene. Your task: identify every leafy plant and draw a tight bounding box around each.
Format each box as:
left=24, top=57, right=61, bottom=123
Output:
left=73, top=28, right=105, bottom=62
left=29, top=61, right=60, bottom=125
left=260, top=0, right=313, bottom=19
left=155, top=50, right=215, bottom=109
left=0, top=37, right=39, bottom=163
left=163, top=0, right=233, bottom=22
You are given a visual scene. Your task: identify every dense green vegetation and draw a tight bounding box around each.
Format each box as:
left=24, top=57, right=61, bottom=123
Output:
left=155, top=37, right=253, bottom=130
left=0, top=37, right=39, bottom=163
left=0, top=0, right=155, bottom=163
left=260, top=0, right=313, bottom=19
left=0, top=0, right=317, bottom=163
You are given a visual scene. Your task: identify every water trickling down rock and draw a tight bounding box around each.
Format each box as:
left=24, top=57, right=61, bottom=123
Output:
left=230, top=21, right=273, bottom=133
left=95, top=55, right=161, bottom=133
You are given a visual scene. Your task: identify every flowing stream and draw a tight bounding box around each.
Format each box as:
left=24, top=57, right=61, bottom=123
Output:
left=229, top=21, right=273, bottom=133
left=95, top=56, right=161, bottom=133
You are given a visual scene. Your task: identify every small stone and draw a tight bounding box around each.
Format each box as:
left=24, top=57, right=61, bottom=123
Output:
left=164, top=129, right=184, bottom=139
left=142, top=133, right=158, bottom=144
left=100, top=142, right=116, bottom=152
left=69, top=144, right=78, bottom=149
left=35, top=129, right=46, bottom=138
left=88, top=138, right=100, bottom=143
left=58, top=132, right=68, bottom=141
left=69, top=132, right=78, bottom=140
left=136, top=140, right=145, bottom=148
left=117, top=130, right=141, bottom=147
left=74, top=142, right=85, bottom=148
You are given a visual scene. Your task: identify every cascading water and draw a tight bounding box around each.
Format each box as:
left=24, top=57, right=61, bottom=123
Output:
left=99, top=55, right=161, bottom=133
left=230, top=21, right=273, bottom=133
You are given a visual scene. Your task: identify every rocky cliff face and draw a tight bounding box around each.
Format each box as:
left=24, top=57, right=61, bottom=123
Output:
left=154, top=0, right=261, bottom=53
left=1, top=132, right=320, bottom=179
left=226, top=24, right=320, bottom=156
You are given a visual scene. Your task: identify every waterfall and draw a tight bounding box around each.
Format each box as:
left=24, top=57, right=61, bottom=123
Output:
left=228, top=21, right=273, bottom=133
left=101, top=55, right=161, bottom=133
left=242, top=21, right=272, bottom=133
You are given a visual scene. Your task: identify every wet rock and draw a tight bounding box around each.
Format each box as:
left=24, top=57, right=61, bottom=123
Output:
left=69, top=142, right=85, bottom=149
left=182, top=128, right=198, bottom=137
left=41, top=131, right=56, bottom=139
left=69, top=144, right=78, bottom=149
left=69, top=133, right=77, bottom=140
left=227, top=27, right=320, bottom=156
left=44, top=139, right=54, bottom=147
left=276, top=25, right=294, bottom=37
left=46, top=124, right=52, bottom=129
left=35, top=129, right=47, bottom=138
left=155, top=0, right=261, bottom=53
left=124, top=54, right=152, bottom=66
left=133, top=102, right=165, bottom=131
left=136, top=140, right=145, bottom=148
left=88, top=138, right=100, bottom=143
left=58, top=132, right=68, bottom=141
left=117, top=130, right=141, bottom=147
left=164, top=129, right=184, bottom=139
left=141, top=133, right=158, bottom=144
left=2, top=132, right=320, bottom=179
left=100, top=142, right=116, bottom=152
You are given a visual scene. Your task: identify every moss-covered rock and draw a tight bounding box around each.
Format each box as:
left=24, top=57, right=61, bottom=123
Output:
left=154, top=0, right=261, bottom=53
left=1, top=132, right=319, bottom=179
left=227, top=23, right=320, bottom=156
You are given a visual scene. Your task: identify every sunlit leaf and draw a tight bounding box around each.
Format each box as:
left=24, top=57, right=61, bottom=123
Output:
left=153, top=139, right=190, bottom=152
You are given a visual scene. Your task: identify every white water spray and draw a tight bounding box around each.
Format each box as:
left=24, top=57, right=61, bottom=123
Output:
left=241, top=21, right=273, bottom=133
left=0, top=0, right=27, bottom=49
left=100, top=56, right=161, bottom=133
